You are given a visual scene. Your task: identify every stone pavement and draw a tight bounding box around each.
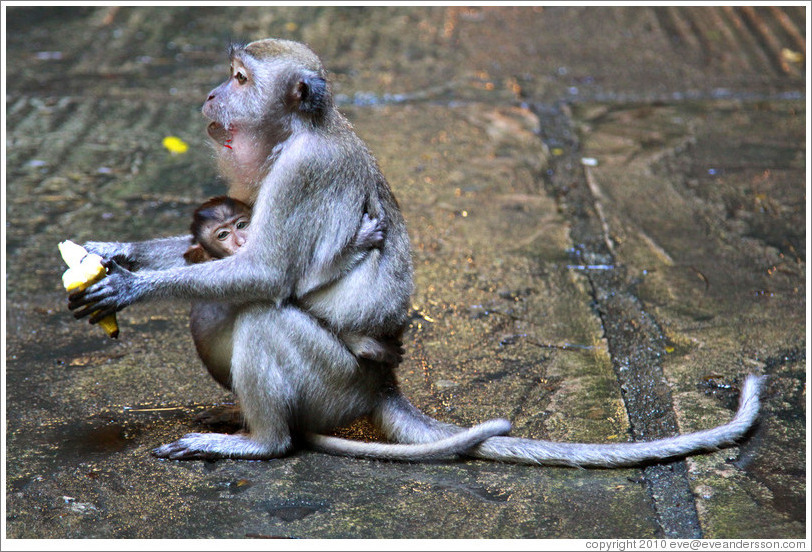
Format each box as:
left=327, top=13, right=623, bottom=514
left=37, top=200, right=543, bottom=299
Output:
left=3, top=5, right=807, bottom=541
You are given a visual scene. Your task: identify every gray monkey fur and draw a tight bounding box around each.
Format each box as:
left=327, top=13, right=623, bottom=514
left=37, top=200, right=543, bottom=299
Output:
left=72, top=38, right=764, bottom=466
left=187, top=200, right=404, bottom=385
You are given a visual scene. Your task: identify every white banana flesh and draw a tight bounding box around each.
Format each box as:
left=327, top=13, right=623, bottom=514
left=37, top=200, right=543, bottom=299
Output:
left=58, top=240, right=120, bottom=338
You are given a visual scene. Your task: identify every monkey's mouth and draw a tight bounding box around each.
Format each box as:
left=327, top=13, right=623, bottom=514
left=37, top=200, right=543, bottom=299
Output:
left=207, top=121, right=234, bottom=148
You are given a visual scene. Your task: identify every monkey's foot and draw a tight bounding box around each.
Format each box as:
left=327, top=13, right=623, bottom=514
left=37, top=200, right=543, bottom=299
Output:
left=194, top=404, right=243, bottom=429
left=152, top=432, right=289, bottom=461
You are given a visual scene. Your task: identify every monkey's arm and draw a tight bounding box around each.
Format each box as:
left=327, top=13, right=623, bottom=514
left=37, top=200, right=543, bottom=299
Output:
left=84, top=235, right=193, bottom=271
left=287, top=134, right=398, bottom=299
left=296, top=210, right=385, bottom=298
left=70, top=170, right=356, bottom=320
left=72, top=133, right=381, bottom=320
left=68, top=251, right=290, bottom=322
left=71, top=202, right=376, bottom=323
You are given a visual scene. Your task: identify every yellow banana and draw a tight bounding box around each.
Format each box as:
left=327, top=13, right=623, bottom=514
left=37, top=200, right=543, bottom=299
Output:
left=58, top=240, right=120, bottom=338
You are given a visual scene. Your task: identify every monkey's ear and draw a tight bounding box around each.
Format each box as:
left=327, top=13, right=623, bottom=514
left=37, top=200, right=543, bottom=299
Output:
left=293, top=74, right=328, bottom=115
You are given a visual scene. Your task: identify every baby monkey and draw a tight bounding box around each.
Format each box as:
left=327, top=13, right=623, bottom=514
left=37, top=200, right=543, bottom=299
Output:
left=184, top=196, right=404, bottom=367
left=183, top=196, right=251, bottom=264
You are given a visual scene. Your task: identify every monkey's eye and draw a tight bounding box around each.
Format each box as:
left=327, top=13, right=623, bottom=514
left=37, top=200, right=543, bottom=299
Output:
left=236, top=220, right=249, bottom=230
left=235, top=71, right=247, bottom=85
left=217, top=230, right=231, bottom=241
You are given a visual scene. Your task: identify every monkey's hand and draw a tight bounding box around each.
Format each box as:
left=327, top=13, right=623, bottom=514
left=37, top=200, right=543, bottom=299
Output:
left=83, top=241, right=139, bottom=271
left=68, top=260, right=147, bottom=323
left=354, top=212, right=387, bottom=250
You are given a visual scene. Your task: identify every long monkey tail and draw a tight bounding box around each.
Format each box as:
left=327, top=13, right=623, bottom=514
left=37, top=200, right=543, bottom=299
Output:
left=375, top=374, right=765, bottom=468
left=303, top=418, right=511, bottom=461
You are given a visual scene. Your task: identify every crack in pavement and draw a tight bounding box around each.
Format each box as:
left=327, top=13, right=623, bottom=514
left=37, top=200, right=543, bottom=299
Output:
left=532, top=102, right=703, bottom=539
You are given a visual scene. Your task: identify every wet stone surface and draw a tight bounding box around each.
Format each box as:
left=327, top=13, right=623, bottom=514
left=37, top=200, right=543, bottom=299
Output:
left=574, top=100, right=806, bottom=538
left=4, top=5, right=806, bottom=541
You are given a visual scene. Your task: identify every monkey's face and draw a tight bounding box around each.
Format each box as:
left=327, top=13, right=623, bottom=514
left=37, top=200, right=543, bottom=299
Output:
left=202, top=39, right=330, bottom=148
left=202, top=54, right=263, bottom=144
left=205, top=214, right=250, bottom=259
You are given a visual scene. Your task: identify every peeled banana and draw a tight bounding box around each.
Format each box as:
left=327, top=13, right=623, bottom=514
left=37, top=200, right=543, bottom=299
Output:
left=58, top=240, right=119, bottom=338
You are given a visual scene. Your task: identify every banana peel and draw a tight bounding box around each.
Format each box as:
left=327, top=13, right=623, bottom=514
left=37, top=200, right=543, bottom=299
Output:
left=58, top=240, right=119, bottom=338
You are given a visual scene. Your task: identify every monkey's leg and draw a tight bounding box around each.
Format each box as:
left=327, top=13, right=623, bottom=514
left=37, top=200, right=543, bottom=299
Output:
left=154, top=307, right=300, bottom=461
left=187, top=300, right=243, bottom=428
left=156, top=304, right=373, bottom=461
left=189, top=301, right=236, bottom=391
left=237, top=304, right=380, bottom=432
left=374, top=389, right=463, bottom=444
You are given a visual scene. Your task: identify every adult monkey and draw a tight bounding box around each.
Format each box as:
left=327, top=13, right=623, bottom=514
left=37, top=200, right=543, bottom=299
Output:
left=70, top=39, right=764, bottom=466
